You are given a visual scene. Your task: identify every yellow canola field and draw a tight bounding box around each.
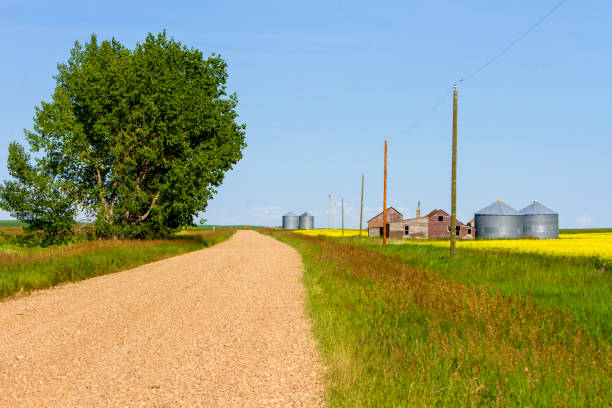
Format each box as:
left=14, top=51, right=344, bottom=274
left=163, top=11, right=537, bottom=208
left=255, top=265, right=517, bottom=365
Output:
left=293, top=229, right=612, bottom=260
left=409, top=233, right=612, bottom=260
left=295, top=228, right=366, bottom=237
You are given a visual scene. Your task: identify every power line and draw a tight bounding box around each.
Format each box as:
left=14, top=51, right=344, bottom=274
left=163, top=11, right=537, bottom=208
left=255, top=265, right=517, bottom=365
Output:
left=456, top=0, right=566, bottom=85
left=404, top=89, right=453, bottom=133
left=404, top=0, right=566, bottom=133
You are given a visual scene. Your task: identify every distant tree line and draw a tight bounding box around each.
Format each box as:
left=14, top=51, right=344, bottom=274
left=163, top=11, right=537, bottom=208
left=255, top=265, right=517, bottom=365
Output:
left=0, top=31, right=246, bottom=245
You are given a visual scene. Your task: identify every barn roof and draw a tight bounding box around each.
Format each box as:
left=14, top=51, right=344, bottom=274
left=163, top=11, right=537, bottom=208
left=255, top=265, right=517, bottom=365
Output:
left=475, top=201, right=521, bottom=216
left=367, top=207, right=402, bottom=223
left=520, top=201, right=557, bottom=215
left=425, top=209, right=449, bottom=217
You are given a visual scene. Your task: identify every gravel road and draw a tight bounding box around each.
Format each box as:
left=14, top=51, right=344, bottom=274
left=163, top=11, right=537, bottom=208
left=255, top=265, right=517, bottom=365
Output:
left=0, top=230, right=325, bottom=407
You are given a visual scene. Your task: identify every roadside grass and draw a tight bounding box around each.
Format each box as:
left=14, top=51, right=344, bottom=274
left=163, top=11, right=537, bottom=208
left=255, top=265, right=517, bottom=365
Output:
left=351, top=238, right=612, bottom=344
left=263, top=229, right=611, bottom=407
left=0, top=229, right=235, bottom=299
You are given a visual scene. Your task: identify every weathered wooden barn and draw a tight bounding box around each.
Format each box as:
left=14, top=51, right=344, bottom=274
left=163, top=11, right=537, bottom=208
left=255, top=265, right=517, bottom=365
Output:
left=367, top=207, right=475, bottom=239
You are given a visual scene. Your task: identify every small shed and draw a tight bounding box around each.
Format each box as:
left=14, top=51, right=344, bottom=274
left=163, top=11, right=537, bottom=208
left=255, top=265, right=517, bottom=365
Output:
left=367, top=207, right=402, bottom=237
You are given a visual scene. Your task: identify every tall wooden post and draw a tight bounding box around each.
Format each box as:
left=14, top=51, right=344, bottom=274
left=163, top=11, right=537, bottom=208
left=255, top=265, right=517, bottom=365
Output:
left=328, top=194, right=331, bottom=229
left=383, top=140, right=387, bottom=245
left=342, top=198, right=344, bottom=236
left=359, top=173, right=364, bottom=237
left=450, top=86, right=458, bottom=259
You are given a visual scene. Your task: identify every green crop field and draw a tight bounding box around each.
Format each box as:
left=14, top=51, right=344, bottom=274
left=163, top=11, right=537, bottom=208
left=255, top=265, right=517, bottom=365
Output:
left=264, top=229, right=612, bottom=407
left=0, top=220, right=28, bottom=227
left=559, top=228, right=612, bottom=234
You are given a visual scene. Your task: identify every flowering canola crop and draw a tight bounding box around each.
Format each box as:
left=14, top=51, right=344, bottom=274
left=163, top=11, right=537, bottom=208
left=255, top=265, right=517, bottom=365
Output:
left=293, top=229, right=612, bottom=260
left=409, top=233, right=612, bottom=260
left=295, top=229, right=366, bottom=237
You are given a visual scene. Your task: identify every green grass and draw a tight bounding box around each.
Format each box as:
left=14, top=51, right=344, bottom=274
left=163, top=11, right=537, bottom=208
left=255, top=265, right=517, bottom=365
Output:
left=263, top=229, right=611, bottom=407
left=0, top=229, right=235, bottom=299
left=0, top=220, right=28, bottom=227
left=192, top=224, right=266, bottom=230
left=559, top=228, right=612, bottom=234
left=354, top=239, right=612, bottom=344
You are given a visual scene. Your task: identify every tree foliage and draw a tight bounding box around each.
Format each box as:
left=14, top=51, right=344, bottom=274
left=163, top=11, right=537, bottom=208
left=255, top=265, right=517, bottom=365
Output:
left=0, top=143, right=76, bottom=245
left=0, top=31, right=246, bottom=239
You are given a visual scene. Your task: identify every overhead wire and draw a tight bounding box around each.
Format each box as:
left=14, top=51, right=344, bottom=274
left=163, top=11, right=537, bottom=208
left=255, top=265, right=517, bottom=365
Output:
left=404, top=88, right=453, bottom=133
left=402, top=0, right=567, bottom=134
left=455, top=0, right=566, bottom=85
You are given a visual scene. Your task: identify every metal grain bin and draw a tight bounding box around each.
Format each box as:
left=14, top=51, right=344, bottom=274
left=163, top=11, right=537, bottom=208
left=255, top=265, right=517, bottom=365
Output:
left=282, top=212, right=299, bottom=230
left=520, top=200, right=559, bottom=239
left=298, top=212, right=314, bottom=230
left=475, top=200, right=524, bottom=239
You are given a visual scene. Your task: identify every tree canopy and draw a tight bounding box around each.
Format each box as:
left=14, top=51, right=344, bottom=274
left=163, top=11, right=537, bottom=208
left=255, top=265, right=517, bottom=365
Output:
left=0, top=31, right=246, bottom=239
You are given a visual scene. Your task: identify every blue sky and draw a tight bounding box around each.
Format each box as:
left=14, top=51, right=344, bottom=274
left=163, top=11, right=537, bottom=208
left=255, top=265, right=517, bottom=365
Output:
left=1, top=1, right=610, bottom=228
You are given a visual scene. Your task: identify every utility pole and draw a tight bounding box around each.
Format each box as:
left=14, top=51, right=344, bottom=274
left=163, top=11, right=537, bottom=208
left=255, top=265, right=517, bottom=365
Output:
left=450, top=85, right=458, bottom=259
left=359, top=173, right=364, bottom=237
left=383, top=140, right=387, bottom=245
left=328, top=194, right=331, bottom=229
left=342, top=198, right=344, bottom=236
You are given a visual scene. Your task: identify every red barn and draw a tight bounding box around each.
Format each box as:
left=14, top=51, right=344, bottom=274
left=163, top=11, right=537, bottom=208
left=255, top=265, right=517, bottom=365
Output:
left=367, top=206, right=474, bottom=239
left=425, top=209, right=474, bottom=239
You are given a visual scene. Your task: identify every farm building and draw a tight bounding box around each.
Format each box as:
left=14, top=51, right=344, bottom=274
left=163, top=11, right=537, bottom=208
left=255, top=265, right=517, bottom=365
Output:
left=367, top=206, right=474, bottom=239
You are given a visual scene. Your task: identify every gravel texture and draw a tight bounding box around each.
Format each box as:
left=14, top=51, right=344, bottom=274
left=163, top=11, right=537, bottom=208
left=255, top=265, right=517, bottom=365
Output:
left=0, top=230, right=326, bottom=407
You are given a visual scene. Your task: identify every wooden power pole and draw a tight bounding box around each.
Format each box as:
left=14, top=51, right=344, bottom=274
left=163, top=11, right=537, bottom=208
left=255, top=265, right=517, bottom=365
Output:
left=342, top=198, right=344, bottom=236
left=450, top=85, right=458, bottom=259
left=383, top=140, right=388, bottom=245
left=359, top=173, right=364, bottom=237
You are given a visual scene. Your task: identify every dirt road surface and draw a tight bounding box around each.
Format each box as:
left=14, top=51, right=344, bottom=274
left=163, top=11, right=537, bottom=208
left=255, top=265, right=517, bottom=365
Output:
left=0, top=230, right=325, bottom=407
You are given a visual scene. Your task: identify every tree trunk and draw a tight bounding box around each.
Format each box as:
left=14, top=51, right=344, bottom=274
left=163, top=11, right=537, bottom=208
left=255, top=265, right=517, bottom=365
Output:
left=137, top=193, right=160, bottom=223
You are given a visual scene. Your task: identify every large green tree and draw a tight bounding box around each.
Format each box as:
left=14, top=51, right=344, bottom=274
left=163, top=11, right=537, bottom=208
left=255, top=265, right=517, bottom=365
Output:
left=0, top=32, right=246, bottom=238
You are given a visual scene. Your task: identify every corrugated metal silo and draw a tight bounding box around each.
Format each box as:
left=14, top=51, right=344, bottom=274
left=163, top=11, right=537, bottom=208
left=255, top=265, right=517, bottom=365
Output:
left=282, top=212, right=299, bottom=230
left=520, top=200, right=559, bottom=239
left=299, top=212, right=314, bottom=230
left=475, top=200, right=524, bottom=239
